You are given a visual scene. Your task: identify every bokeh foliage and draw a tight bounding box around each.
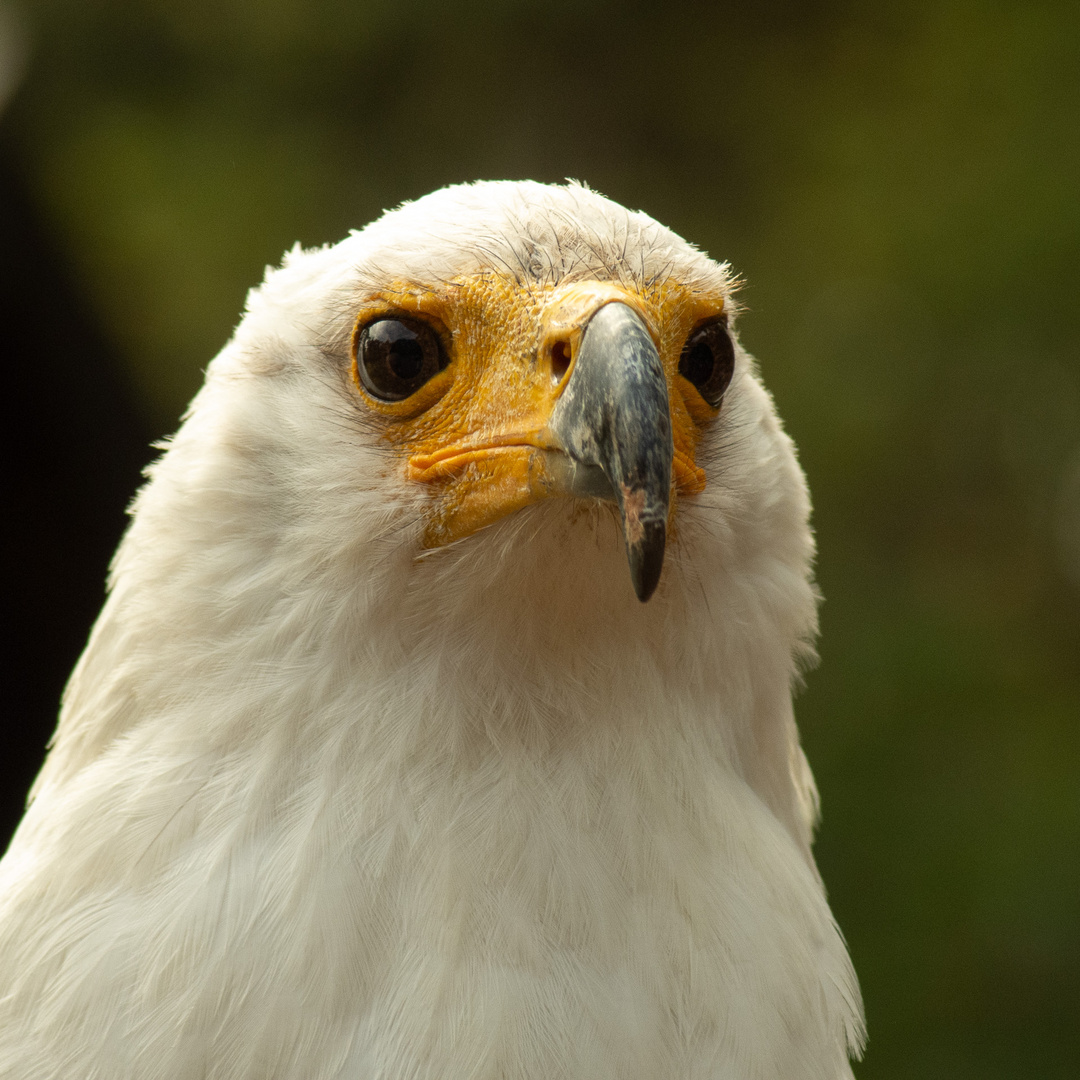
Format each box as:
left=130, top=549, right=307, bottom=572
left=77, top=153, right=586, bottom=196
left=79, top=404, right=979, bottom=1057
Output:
left=7, top=1, right=1080, bottom=1075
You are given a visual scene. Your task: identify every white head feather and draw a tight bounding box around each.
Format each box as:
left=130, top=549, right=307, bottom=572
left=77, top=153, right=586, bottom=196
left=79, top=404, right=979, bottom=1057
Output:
left=0, top=181, right=863, bottom=1079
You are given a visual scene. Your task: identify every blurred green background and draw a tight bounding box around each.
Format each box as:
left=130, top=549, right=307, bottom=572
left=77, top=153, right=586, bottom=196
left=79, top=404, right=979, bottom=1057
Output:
left=3, top=1, right=1079, bottom=1076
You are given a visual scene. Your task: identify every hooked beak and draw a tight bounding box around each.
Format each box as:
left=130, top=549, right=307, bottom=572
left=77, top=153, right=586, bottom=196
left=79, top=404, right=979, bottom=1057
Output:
left=408, top=290, right=686, bottom=603
left=546, top=302, right=674, bottom=602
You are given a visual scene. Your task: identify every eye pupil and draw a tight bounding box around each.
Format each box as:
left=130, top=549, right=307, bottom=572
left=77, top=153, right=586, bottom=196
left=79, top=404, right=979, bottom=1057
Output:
left=682, top=341, right=715, bottom=388
left=678, top=319, right=735, bottom=408
left=355, top=317, right=447, bottom=401
left=388, top=338, right=424, bottom=381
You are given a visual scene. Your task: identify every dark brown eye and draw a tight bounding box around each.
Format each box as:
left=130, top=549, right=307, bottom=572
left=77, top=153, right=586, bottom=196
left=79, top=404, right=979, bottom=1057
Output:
left=355, top=317, right=447, bottom=401
left=678, top=318, right=735, bottom=408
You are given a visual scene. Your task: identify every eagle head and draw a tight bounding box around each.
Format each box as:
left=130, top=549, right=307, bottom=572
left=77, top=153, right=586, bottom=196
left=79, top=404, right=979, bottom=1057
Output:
left=0, top=181, right=863, bottom=1080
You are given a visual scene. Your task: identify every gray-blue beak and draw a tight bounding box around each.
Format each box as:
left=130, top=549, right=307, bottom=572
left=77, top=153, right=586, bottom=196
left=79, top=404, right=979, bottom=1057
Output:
left=547, top=302, right=673, bottom=601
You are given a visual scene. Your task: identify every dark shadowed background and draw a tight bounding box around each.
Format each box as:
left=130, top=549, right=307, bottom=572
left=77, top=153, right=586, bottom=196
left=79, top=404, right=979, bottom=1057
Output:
left=1, top=2, right=1078, bottom=1076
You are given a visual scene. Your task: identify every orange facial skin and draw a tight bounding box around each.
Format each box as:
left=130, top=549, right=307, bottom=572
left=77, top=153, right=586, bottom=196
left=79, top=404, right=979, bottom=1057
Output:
left=350, top=273, right=726, bottom=548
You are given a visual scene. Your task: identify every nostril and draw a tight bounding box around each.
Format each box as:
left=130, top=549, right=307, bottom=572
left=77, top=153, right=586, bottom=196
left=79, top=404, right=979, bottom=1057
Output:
left=551, top=340, right=572, bottom=383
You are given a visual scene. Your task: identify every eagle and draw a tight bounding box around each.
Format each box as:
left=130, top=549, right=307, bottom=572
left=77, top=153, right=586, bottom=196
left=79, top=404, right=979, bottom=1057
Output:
left=0, top=181, right=864, bottom=1078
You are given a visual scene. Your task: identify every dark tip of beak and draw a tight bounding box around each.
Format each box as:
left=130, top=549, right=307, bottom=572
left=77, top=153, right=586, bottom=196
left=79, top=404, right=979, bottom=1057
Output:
left=628, top=519, right=666, bottom=602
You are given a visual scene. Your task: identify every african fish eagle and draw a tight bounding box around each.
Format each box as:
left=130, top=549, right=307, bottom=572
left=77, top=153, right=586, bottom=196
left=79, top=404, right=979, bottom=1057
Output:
left=0, top=180, right=864, bottom=1079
